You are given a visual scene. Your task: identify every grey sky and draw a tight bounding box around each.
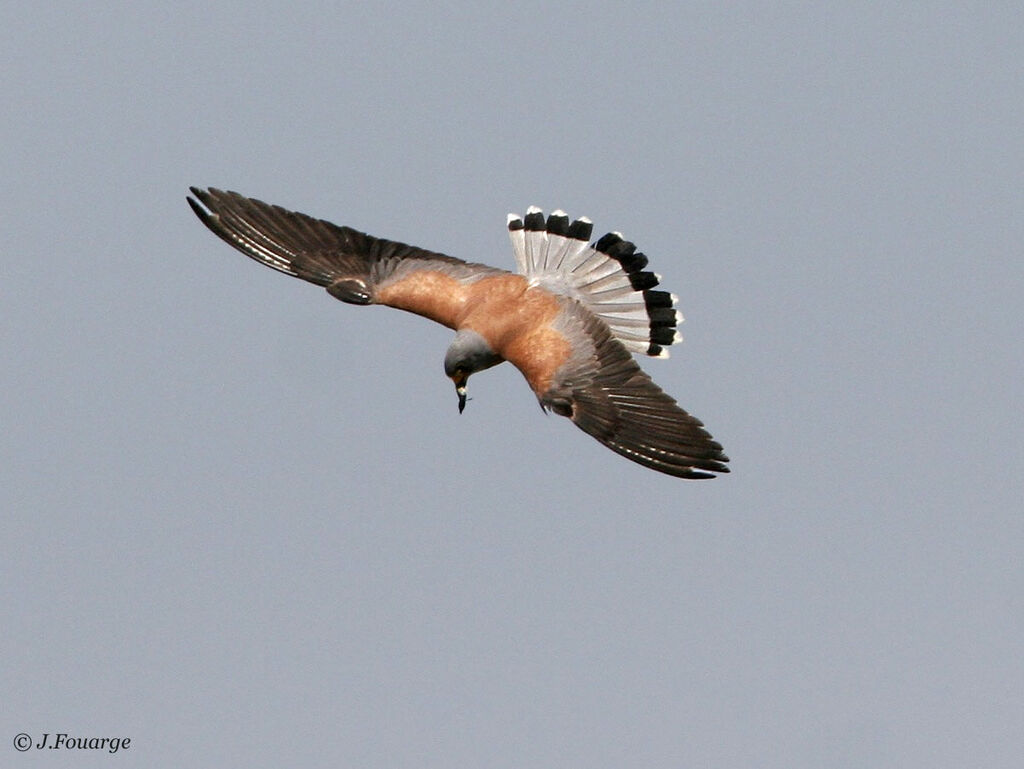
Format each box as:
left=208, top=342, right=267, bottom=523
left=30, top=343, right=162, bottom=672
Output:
left=2, top=2, right=1021, bottom=767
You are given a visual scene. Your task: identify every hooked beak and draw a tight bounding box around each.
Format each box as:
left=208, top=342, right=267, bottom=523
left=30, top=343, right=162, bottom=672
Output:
left=452, top=372, right=468, bottom=414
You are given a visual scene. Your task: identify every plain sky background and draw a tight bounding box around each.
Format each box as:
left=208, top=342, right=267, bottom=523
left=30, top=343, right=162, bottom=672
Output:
left=2, top=2, right=1021, bottom=767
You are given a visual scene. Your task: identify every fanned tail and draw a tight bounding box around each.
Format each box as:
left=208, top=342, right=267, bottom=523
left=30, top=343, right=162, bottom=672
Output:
left=507, top=207, right=682, bottom=358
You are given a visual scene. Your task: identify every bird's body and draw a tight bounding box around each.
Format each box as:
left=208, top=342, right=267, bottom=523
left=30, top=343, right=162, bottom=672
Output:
left=187, top=188, right=729, bottom=479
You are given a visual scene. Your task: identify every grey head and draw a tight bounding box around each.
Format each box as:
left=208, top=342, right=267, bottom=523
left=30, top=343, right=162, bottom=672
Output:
left=443, top=329, right=504, bottom=413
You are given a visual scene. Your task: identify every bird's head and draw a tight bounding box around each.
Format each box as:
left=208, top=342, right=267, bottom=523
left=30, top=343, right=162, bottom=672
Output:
left=444, top=329, right=503, bottom=413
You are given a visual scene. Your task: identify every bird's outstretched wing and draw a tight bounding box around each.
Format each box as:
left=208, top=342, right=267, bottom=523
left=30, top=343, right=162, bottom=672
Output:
left=187, top=188, right=505, bottom=329
left=539, top=299, right=729, bottom=479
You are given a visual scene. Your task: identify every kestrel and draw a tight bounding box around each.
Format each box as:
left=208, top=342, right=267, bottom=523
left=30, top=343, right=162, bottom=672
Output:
left=188, top=188, right=729, bottom=478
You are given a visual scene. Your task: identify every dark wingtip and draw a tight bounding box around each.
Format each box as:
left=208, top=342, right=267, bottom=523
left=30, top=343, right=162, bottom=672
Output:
left=186, top=193, right=213, bottom=225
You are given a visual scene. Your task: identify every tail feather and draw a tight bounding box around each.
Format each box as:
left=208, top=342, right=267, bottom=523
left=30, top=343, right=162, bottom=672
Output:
left=507, top=207, right=684, bottom=358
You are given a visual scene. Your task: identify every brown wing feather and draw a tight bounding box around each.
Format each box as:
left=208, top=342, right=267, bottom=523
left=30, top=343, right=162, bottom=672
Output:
left=187, top=188, right=505, bottom=328
left=541, top=302, right=730, bottom=479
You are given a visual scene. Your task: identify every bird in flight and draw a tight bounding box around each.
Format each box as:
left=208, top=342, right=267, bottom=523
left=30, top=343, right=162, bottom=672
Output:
left=187, top=188, right=729, bottom=479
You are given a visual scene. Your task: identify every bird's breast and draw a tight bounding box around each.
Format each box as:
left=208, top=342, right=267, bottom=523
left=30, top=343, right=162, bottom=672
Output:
left=458, top=277, right=572, bottom=396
